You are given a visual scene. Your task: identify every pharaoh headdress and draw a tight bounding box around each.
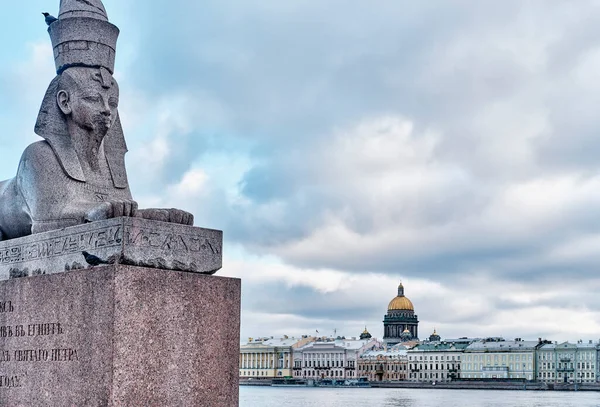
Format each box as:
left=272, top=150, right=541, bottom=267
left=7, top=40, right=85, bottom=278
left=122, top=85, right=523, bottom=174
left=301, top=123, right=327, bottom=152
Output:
left=34, top=0, right=128, bottom=188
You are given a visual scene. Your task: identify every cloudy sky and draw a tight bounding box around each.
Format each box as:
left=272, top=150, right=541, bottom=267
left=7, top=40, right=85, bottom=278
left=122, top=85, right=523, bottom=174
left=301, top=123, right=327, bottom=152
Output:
left=2, top=0, right=600, bottom=343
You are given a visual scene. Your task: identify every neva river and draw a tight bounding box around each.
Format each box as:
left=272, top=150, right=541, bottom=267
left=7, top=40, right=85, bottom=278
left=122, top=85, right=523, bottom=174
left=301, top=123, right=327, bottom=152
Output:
left=240, top=387, right=600, bottom=407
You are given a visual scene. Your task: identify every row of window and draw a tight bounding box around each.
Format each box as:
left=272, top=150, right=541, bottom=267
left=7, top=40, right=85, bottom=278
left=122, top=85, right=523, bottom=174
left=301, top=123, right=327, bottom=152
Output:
left=363, top=373, right=406, bottom=380
left=539, top=372, right=595, bottom=379
left=301, top=353, right=346, bottom=360
left=463, top=363, right=532, bottom=371
left=410, top=364, right=460, bottom=371
left=294, top=370, right=356, bottom=377
left=539, top=362, right=595, bottom=370
left=464, top=354, right=532, bottom=362
left=359, top=364, right=407, bottom=371
left=240, top=363, right=290, bottom=369
left=461, top=374, right=533, bottom=380
left=409, top=373, right=456, bottom=380
left=409, top=355, right=460, bottom=361
left=539, top=352, right=596, bottom=361
left=302, top=360, right=352, bottom=368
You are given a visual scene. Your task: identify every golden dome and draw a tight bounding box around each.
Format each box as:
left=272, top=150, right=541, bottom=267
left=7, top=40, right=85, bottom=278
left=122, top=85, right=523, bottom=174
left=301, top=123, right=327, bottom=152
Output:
left=388, top=295, right=414, bottom=311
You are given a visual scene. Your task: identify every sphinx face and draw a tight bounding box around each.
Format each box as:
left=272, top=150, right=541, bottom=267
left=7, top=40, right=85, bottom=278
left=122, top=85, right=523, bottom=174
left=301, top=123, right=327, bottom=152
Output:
left=58, top=67, right=120, bottom=136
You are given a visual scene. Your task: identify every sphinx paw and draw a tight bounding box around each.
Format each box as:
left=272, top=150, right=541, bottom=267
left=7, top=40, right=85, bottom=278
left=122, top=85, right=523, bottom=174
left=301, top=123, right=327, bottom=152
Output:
left=136, top=208, right=194, bottom=226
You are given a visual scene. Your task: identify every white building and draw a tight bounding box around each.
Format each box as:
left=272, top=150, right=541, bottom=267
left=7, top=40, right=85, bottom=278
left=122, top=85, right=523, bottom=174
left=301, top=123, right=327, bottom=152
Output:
left=461, top=338, right=538, bottom=381
left=239, top=336, right=314, bottom=379
left=293, top=337, right=381, bottom=380
left=407, top=341, right=468, bottom=382
left=597, top=344, right=600, bottom=382
left=537, top=341, right=597, bottom=384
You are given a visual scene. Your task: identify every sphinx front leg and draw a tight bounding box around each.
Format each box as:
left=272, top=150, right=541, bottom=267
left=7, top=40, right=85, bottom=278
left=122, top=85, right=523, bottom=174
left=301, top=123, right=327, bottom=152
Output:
left=136, top=208, right=194, bottom=226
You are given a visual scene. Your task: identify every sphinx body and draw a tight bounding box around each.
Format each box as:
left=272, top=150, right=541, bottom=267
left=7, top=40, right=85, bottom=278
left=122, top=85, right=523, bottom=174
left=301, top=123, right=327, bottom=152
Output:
left=0, top=67, right=193, bottom=241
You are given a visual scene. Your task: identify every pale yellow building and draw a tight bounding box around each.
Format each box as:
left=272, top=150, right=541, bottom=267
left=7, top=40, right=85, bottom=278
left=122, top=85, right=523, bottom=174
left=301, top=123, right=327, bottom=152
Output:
left=462, top=338, right=537, bottom=380
left=239, top=336, right=314, bottom=380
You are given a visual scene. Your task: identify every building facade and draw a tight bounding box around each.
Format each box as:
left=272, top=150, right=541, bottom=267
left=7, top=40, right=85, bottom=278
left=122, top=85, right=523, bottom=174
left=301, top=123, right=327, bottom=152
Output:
left=407, top=341, right=467, bottom=382
left=358, top=345, right=408, bottom=382
left=239, top=336, right=314, bottom=379
left=597, top=344, right=600, bottom=383
left=537, top=341, right=598, bottom=384
left=383, top=283, right=419, bottom=345
left=461, top=338, right=537, bottom=381
left=293, top=337, right=381, bottom=380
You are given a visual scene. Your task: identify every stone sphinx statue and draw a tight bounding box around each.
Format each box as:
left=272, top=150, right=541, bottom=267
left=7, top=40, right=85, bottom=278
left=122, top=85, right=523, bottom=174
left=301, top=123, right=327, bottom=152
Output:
left=0, top=0, right=192, bottom=241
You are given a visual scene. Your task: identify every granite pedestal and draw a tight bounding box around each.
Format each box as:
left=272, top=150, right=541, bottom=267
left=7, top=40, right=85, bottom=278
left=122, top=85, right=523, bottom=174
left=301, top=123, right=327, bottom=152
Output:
left=0, top=265, right=241, bottom=406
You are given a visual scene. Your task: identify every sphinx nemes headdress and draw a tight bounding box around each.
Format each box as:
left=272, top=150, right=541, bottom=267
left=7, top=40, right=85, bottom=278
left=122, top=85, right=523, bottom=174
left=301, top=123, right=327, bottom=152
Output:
left=34, top=0, right=128, bottom=188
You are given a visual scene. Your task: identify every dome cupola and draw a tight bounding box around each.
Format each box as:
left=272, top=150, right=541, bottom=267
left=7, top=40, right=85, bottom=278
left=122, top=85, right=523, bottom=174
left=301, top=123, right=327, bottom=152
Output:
left=360, top=327, right=372, bottom=340
left=387, top=282, right=414, bottom=311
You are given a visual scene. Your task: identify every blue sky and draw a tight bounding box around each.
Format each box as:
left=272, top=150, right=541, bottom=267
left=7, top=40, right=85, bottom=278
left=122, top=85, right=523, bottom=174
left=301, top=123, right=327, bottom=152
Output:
left=2, top=0, right=600, bottom=343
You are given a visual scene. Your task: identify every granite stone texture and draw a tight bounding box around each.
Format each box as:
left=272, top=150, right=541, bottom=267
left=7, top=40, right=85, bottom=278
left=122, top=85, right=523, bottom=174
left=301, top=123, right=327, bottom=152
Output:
left=0, top=217, right=223, bottom=280
left=0, top=265, right=241, bottom=406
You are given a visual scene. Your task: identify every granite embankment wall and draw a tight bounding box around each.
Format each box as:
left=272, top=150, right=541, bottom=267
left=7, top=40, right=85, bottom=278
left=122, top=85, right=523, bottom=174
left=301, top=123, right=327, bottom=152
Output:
left=239, top=380, right=273, bottom=386
left=371, top=381, right=600, bottom=392
left=240, top=379, right=600, bottom=391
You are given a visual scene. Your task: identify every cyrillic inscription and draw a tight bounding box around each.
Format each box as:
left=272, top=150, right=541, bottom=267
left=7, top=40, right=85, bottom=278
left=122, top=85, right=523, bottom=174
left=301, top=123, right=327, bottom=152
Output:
left=0, top=302, right=78, bottom=390
left=0, top=302, right=14, bottom=313
left=0, top=376, right=22, bottom=388
left=0, top=323, right=63, bottom=338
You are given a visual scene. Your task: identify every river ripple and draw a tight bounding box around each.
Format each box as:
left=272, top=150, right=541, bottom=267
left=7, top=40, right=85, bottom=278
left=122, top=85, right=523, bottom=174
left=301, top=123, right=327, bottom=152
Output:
left=240, top=386, right=600, bottom=407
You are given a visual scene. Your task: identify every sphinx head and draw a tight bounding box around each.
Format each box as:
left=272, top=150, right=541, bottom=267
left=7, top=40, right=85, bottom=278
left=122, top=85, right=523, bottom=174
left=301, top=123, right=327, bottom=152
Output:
left=56, top=67, right=120, bottom=137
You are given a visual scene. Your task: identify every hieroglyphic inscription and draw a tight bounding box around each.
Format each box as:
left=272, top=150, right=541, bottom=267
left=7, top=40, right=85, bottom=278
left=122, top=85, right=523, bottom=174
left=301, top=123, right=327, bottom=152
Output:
left=0, top=221, right=222, bottom=266
left=0, top=227, right=122, bottom=265
left=124, top=227, right=221, bottom=254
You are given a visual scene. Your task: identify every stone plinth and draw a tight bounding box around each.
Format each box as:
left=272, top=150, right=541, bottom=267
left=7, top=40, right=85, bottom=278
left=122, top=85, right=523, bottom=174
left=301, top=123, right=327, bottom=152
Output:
left=0, top=217, right=223, bottom=280
left=0, top=265, right=241, bottom=407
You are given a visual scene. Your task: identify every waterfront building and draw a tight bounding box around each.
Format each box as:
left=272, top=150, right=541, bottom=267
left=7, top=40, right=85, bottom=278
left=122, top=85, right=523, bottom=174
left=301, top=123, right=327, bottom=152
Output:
left=407, top=338, right=468, bottom=382
left=293, top=336, right=381, bottom=380
left=537, top=341, right=597, bottom=384
left=239, top=336, right=314, bottom=379
left=461, top=338, right=538, bottom=380
left=383, top=283, right=419, bottom=345
left=358, top=344, right=408, bottom=382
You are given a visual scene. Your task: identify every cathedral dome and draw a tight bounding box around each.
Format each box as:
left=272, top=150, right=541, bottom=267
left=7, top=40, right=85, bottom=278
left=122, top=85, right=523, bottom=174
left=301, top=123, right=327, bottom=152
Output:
left=387, top=283, right=414, bottom=311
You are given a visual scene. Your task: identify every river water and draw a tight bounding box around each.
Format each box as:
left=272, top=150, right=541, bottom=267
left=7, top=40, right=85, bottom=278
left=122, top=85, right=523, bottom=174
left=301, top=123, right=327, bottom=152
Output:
left=240, top=387, right=600, bottom=407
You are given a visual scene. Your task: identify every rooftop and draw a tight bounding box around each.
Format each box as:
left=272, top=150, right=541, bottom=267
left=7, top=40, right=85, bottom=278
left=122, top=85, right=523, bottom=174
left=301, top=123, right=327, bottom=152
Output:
left=410, top=342, right=470, bottom=352
left=465, top=340, right=539, bottom=352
